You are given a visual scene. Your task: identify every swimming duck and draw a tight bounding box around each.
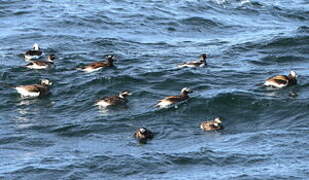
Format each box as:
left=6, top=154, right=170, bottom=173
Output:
left=95, top=90, right=132, bottom=108
left=15, top=79, right=52, bottom=98
left=200, top=117, right=224, bottom=131
left=134, top=127, right=154, bottom=143
left=177, top=54, right=207, bottom=68
left=24, top=43, right=44, bottom=60
left=155, top=87, right=193, bottom=108
left=264, top=71, right=297, bottom=88
left=25, top=54, right=56, bottom=69
left=79, top=55, right=116, bottom=72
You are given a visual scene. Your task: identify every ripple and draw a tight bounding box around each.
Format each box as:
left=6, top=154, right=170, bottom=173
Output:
left=0, top=0, right=309, bottom=179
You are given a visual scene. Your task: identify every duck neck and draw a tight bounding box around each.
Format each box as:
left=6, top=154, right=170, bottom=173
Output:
left=106, top=59, right=114, bottom=66
left=41, top=84, right=49, bottom=88
left=288, top=74, right=295, bottom=80
left=288, top=75, right=297, bottom=85
left=201, top=59, right=207, bottom=65
left=180, top=92, right=189, bottom=98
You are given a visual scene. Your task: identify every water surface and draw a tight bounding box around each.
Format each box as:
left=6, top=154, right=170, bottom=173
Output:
left=0, top=0, right=309, bottom=179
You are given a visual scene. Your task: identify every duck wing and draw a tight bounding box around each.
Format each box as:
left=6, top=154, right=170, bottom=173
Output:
left=164, top=95, right=187, bottom=103
left=21, top=84, right=42, bottom=93
left=185, top=61, right=202, bottom=66
left=103, top=96, right=126, bottom=104
left=18, top=84, right=49, bottom=96
left=267, top=75, right=289, bottom=85
left=82, top=61, right=108, bottom=69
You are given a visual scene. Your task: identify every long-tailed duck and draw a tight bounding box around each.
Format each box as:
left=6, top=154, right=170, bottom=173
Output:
left=79, top=55, right=116, bottom=73
left=264, top=71, right=297, bottom=88
left=155, top=87, right=193, bottom=108
left=25, top=43, right=44, bottom=60
left=177, top=54, right=207, bottom=68
left=95, top=90, right=132, bottom=108
left=134, top=127, right=154, bottom=143
left=200, top=117, right=224, bottom=131
left=25, top=54, right=56, bottom=69
left=15, top=79, right=52, bottom=98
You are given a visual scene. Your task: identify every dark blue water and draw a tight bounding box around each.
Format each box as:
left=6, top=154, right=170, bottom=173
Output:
left=0, top=0, right=309, bottom=179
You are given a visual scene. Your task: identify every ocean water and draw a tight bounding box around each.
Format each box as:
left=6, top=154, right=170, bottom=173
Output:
left=0, top=0, right=309, bottom=179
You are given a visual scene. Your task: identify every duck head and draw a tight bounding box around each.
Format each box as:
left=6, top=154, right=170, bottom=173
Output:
left=288, top=71, right=297, bottom=79
left=119, top=90, right=132, bottom=98
left=180, top=87, right=193, bottom=95
left=32, top=43, right=40, bottom=51
left=106, top=55, right=116, bottom=62
left=214, top=117, right=222, bottom=124
left=47, top=54, right=56, bottom=62
left=213, top=117, right=223, bottom=129
left=40, top=79, right=52, bottom=86
left=199, top=54, right=207, bottom=62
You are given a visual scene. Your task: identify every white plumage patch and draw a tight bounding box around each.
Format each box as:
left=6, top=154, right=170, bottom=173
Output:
left=177, top=64, right=195, bottom=68
left=177, top=62, right=204, bottom=68
left=26, top=63, right=50, bottom=69
left=15, top=87, right=40, bottom=98
left=264, top=80, right=287, bottom=88
left=155, top=100, right=173, bottom=108
left=95, top=100, right=111, bottom=108
left=81, top=67, right=102, bottom=73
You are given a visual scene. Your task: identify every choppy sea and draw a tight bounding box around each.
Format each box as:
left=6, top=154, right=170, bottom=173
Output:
left=0, top=0, right=309, bottom=179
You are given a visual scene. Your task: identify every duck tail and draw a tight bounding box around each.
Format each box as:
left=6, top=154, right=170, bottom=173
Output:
left=153, top=104, right=159, bottom=108
left=153, top=101, right=163, bottom=108
left=76, top=67, right=85, bottom=71
left=25, top=62, right=33, bottom=67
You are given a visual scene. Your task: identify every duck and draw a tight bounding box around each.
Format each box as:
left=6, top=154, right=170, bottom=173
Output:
left=14, top=79, right=52, bottom=98
left=264, top=71, right=297, bottom=88
left=155, top=87, right=193, bottom=108
left=25, top=54, right=56, bottom=69
left=95, top=90, right=132, bottom=108
left=78, top=55, right=116, bottom=72
left=200, top=117, right=224, bottom=131
left=24, top=43, right=44, bottom=60
left=177, top=54, right=207, bottom=68
left=134, top=127, right=154, bottom=143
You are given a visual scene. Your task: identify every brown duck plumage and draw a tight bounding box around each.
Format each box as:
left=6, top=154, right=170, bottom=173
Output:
left=15, top=79, right=52, bottom=98
left=80, top=55, right=116, bottom=72
left=177, top=54, right=207, bottom=68
left=24, top=43, right=43, bottom=60
left=264, top=71, right=297, bottom=88
left=134, top=127, right=154, bottom=143
left=25, top=54, right=56, bottom=69
left=96, top=91, right=132, bottom=108
left=200, top=117, right=224, bottom=131
left=155, top=87, right=193, bottom=108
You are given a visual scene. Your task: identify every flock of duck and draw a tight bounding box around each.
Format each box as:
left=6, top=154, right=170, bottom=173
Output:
left=12, top=43, right=298, bottom=143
